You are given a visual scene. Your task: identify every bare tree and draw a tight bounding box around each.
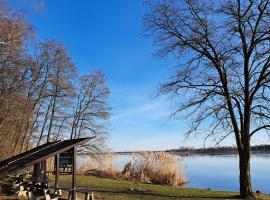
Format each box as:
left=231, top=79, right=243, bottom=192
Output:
left=144, top=0, right=270, bottom=198
left=44, top=41, right=76, bottom=143
left=0, top=1, right=111, bottom=159
left=0, top=1, right=33, bottom=157
left=70, top=70, right=110, bottom=153
left=33, top=41, right=76, bottom=145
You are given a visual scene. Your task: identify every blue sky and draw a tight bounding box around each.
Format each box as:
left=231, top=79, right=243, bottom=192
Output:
left=11, top=0, right=269, bottom=151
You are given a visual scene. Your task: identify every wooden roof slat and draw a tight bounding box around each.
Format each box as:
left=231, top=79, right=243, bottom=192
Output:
left=0, top=141, right=60, bottom=168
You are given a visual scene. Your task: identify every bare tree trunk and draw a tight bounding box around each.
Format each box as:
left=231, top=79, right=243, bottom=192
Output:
left=47, top=66, right=60, bottom=143
left=37, top=102, right=51, bottom=146
left=239, top=108, right=254, bottom=198
left=55, top=117, right=65, bottom=141
left=20, top=110, right=32, bottom=153
left=239, top=148, right=253, bottom=198
left=47, top=95, right=56, bottom=143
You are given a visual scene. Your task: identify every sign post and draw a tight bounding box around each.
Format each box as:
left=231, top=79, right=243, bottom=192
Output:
left=54, top=154, right=59, bottom=191
left=72, top=147, right=77, bottom=200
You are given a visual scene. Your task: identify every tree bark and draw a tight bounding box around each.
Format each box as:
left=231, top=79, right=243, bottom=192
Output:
left=239, top=149, right=254, bottom=198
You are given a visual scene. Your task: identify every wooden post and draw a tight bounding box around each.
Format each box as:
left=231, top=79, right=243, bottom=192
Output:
left=33, top=163, right=39, bottom=178
left=42, top=160, right=47, bottom=184
left=33, top=162, right=41, bottom=183
left=55, top=154, right=59, bottom=190
left=72, top=147, right=77, bottom=200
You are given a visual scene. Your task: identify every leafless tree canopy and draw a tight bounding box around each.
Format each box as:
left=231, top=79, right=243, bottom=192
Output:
left=0, top=2, right=110, bottom=159
left=145, top=0, right=270, bottom=197
left=71, top=71, right=110, bottom=154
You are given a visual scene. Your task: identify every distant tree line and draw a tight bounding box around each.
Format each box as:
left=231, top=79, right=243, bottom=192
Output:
left=167, top=145, right=270, bottom=155
left=0, top=2, right=110, bottom=160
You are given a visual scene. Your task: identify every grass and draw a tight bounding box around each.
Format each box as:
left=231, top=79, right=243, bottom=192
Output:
left=1, top=175, right=269, bottom=200
left=57, top=175, right=270, bottom=200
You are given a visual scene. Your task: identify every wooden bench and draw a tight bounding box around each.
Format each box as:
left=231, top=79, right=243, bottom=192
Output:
left=66, top=188, right=95, bottom=200
left=76, top=188, right=95, bottom=200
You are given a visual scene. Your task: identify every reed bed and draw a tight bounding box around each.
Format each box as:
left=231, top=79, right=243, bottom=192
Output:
left=77, top=153, right=120, bottom=178
left=75, top=151, right=186, bottom=187
left=122, top=152, right=186, bottom=186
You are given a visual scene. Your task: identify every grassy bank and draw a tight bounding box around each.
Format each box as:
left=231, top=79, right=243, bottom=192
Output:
left=58, top=175, right=270, bottom=200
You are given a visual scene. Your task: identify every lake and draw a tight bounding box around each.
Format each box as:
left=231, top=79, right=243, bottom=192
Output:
left=117, top=153, right=270, bottom=194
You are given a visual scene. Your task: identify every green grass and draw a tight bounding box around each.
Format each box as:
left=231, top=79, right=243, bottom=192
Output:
left=56, top=175, right=270, bottom=200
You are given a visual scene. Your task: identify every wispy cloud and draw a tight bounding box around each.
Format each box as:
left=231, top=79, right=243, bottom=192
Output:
left=110, top=100, right=167, bottom=121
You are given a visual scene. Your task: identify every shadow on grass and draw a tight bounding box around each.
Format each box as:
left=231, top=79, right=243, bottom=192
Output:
left=94, top=189, right=241, bottom=199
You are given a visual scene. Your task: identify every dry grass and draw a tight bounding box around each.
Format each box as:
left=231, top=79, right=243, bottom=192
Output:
left=46, top=157, right=55, bottom=172
left=77, top=152, right=186, bottom=186
left=46, top=152, right=186, bottom=187
left=77, top=153, right=120, bottom=177
left=45, top=153, right=120, bottom=177
left=121, top=152, right=186, bottom=186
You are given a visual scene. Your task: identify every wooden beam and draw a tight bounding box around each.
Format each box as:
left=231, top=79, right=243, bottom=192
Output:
left=55, top=154, right=59, bottom=190
left=25, top=137, right=94, bottom=167
left=33, top=163, right=39, bottom=179
left=33, top=162, right=42, bottom=183
left=42, top=159, right=47, bottom=184
left=72, top=147, right=77, bottom=200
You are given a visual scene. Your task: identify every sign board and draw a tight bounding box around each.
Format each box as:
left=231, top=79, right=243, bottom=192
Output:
left=59, top=153, right=72, bottom=166
left=58, top=152, right=72, bottom=174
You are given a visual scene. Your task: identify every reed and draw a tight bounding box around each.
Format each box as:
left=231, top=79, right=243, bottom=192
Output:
left=72, top=152, right=186, bottom=187
left=77, top=153, right=120, bottom=177
left=122, top=152, right=186, bottom=186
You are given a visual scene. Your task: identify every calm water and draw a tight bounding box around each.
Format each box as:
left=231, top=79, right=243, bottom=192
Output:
left=116, top=154, right=270, bottom=194
left=183, top=154, right=270, bottom=194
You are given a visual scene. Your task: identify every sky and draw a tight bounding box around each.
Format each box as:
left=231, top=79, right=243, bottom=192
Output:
left=10, top=0, right=269, bottom=151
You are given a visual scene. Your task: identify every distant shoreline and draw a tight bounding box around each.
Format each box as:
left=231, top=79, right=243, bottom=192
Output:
left=114, top=144, right=270, bottom=156
left=114, top=151, right=270, bottom=156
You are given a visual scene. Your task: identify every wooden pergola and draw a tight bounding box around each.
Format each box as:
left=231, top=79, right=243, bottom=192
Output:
left=0, top=137, right=94, bottom=200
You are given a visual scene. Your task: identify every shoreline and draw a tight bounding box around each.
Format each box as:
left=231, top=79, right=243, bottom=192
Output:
left=57, top=174, right=270, bottom=200
left=114, top=150, right=270, bottom=156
